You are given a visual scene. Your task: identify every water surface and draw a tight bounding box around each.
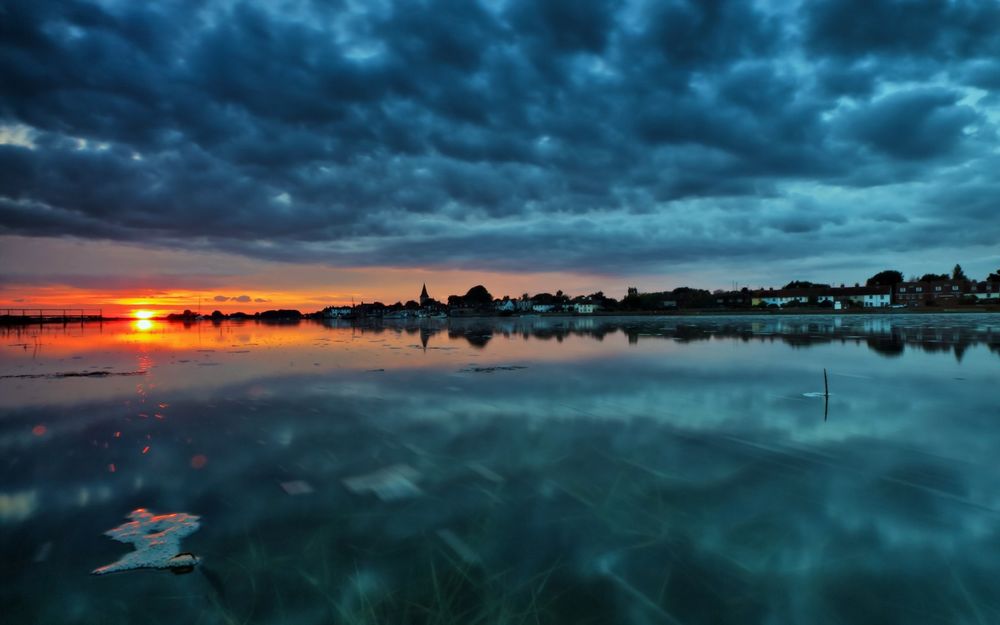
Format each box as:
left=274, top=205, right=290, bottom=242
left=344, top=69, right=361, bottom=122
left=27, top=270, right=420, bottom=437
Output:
left=2, top=314, right=999, bottom=624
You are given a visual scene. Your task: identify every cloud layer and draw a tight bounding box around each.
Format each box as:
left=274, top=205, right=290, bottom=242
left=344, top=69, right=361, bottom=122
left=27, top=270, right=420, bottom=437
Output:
left=1, top=0, right=998, bottom=279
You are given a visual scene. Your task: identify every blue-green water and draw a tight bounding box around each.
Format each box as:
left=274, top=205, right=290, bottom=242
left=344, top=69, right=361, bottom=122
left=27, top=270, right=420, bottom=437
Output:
left=2, top=314, right=1000, bottom=624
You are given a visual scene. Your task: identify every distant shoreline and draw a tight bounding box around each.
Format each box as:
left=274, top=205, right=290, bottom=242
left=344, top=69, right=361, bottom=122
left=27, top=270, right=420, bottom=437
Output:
left=3, top=306, right=1000, bottom=326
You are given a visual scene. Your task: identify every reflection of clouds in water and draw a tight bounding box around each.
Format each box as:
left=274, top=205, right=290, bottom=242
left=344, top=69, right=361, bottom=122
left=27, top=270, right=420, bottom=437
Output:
left=0, top=491, right=37, bottom=523
left=5, top=382, right=999, bottom=622
left=2, top=315, right=999, bottom=622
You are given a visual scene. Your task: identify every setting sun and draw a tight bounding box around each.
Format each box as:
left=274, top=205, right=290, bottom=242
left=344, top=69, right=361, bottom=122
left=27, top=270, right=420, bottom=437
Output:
left=133, top=310, right=155, bottom=320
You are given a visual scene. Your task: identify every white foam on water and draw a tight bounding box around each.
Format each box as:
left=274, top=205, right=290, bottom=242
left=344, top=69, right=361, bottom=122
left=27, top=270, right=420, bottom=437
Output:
left=92, top=508, right=200, bottom=575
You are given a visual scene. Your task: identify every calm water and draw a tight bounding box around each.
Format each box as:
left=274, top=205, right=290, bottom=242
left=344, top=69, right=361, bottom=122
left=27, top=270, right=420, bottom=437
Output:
left=2, top=314, right=1000, bottom=624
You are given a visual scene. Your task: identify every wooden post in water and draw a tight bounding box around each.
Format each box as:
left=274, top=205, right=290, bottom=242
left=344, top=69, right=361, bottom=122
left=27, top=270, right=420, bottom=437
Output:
left=823, top=368, right=830, bottom=422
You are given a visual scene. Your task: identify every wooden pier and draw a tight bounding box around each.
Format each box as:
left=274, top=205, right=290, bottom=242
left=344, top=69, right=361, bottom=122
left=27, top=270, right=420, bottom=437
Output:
left=0, top=308, right=103, bottom=325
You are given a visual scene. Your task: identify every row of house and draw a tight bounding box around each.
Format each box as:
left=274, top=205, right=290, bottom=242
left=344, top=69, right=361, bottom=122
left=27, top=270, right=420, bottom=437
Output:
left=895, top=279, right=1000, bottom=305
left=495, top=297, right=598, bottom=314
left=324, top=286, right=602, bottom=318
left=324, top=279, right=1000, bottom=319
left=751, top=285, right=891, bottom=309
left=750, top=279, right=1000, bottom=309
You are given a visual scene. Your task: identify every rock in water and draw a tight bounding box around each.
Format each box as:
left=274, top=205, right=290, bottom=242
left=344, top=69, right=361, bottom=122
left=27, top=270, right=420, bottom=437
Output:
left=92, top=509, right=200, bottom=575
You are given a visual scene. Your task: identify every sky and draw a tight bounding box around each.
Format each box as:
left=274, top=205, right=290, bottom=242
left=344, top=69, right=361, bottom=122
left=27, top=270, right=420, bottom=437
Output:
left=2, top=0, right=999, bottom=314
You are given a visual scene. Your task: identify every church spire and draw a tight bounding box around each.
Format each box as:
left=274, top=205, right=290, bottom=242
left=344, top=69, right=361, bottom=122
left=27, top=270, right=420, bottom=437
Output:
left=420, top=283, right=430, bottom=306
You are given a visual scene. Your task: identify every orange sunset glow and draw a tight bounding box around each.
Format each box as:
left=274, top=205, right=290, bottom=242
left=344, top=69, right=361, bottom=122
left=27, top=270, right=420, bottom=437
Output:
left=133, top=310, right=155, bottom=319
left=0, top=240, right=632, bottom=318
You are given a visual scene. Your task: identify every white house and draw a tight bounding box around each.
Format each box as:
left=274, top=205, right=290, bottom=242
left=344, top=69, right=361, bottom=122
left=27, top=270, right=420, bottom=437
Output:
left=573, top=303, right=597, bottom=314
left=862, top=292, right=891, bottom=307
left=323, top=306, right=354, bottom=318
left=756, top=290, right=833, bottom=307
left=754, top=285, right=890, bottom=308
left=970, top=281, right=1000, bottom=300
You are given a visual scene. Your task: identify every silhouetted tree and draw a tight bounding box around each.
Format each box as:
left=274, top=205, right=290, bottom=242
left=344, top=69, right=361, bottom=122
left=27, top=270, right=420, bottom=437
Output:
left=783, top=280, right=830, bottom=289
left=587, top=291, right=618, bottom=308
left=866, top=270, right=904, bottom=286
left=953, top=264, right=968, bottom=281
left=919, top=273, right=949, bottom=282
left=450, top=285, right=493, bottom=309
left=466, top=285, right=492, bottom=303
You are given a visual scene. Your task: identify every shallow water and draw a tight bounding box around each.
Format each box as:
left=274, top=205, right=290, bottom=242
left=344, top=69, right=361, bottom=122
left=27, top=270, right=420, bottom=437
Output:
left=2, top=314, right=1000, bottom=624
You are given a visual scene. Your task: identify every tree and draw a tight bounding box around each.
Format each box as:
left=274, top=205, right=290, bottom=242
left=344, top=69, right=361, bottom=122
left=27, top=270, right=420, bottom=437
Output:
left=783, top=280, right=830, bottom=289
left=866, top=270, right=903, bottom=287
left=953, top=264, right=968, bottom=281
left=988, top=270, right=1000, bottom=283
left=587, top=291, right=618, bottom=309
left=463, top=285, right=493, bottom=307
left=919, top=273, right=949, bottom=282
left=447, top=285, right=493, bottom=309
left=622, top=289, right=642, bottom=309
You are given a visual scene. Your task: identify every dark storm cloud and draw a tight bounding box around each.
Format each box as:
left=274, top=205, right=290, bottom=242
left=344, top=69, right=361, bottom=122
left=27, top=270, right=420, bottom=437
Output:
left=838, top=88, right=980, bottom=160
left=0, top=0, right=997, bottom=277
left=0, top=272, right=229, bottom=291
left=805, top=0, right=1000, bottom=59
left=213, top=293, right=251, bottom=302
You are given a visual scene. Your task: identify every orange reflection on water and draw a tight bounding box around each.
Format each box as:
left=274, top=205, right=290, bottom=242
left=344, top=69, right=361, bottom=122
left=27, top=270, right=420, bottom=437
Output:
left=0, top=318, right=635, bottom=407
